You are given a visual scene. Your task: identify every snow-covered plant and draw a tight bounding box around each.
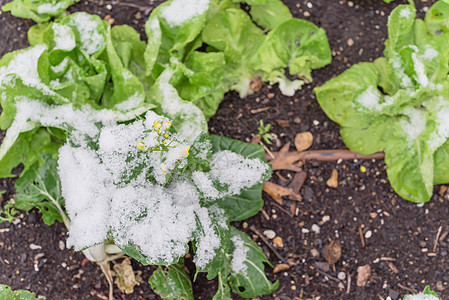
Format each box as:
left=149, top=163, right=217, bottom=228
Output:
left=0, top=0, right=331, bottom=298
left=315, top=0, right=449, bottom=203
left=403, top=285, right=439, bottom=300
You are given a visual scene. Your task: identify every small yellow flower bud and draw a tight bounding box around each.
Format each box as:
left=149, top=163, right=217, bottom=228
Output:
left=183, top=145, right=191, bottom=158
left=137, top=142, right=146, bottom=151
left=164, top=133, right=169, bottom=138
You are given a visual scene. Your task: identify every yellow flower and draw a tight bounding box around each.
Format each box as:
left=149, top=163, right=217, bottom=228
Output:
left=154, top=122, right=162, bottom=130
left=183, top=145, right=190, bottom=158
left=163, top=121, right=171, bottom=130
left=137, top=142, right=146, bottom=151
left=164, top=133, right=169, bottom=138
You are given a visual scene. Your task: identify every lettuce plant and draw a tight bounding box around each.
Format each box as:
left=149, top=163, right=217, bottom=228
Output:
left=0, top=0, right=332, bottom=298
left=315, top=0, right=449, bottom=203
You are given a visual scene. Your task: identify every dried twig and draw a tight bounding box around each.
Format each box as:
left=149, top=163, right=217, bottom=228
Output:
left=398, top=283, right=418, bottom=294
left=271, top=202, right=293, bottom=217
left=358, top=226, right=365, bottom=248
left=346, top=273, right=351, bottom=294
left=434, top=225, right=443, bottom=251
left=315, top=268, right=341, bottom=282
left=249, top=225, right=289, bottom=264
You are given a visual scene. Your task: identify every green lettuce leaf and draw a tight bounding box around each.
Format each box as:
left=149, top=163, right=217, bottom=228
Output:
left=2, top=0, right=80, bottom=23
left=251, top=18, right=331, bottom=94
left=0, top=284, right=40, bottom=299
left=228, top=228, right=279, bottom=298
left=247, top=0, right=292, bottom=30
left=14, top=153, right=66, bottom=226
left=149, top=261, right=194, bottom=300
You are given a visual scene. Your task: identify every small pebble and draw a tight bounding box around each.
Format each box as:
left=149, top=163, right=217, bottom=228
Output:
left=302, top=228, right=310, bottom=234
left=337, top=272, right=346, bottom=280
left=365, top=230, right=372, bottom=239
left=106, top=4, right=112, bottom=10
left=61, top=262, right=67, bottom=268
left=273, top=236, right=284, bottom=248
left=347, top=38, right=354, bottom=47
left=59, top=240, right=65, bottom=251
left=30, top=244, right=42, bottom=250
left=311, top=224, right=320, bottom=234
left=263, top=230, right=276, bottom=239
left=242, top=222, right=248, bottom=229
left=322, top=215, right=330, bottom=223
left=313, top=120, right=320, bottom=126
left=338, top=282, right=345, bottom=289
left=303, top=11, right=310, bottom=17
left=310, top=248, right=320, bottom=258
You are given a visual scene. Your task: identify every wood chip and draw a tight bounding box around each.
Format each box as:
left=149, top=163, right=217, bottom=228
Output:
left=276, top=120, right=290, bottom=127
left=356, top=264, right=371, bottom=287
left=273, top=263, right=291, bottom=273
left=294, top=131, right=313, bottom=152
left=326, top=169, right=339, bottom=188
left=439, top=185, right=447, bottom=196
left=387, top=262, right=399, bottom=274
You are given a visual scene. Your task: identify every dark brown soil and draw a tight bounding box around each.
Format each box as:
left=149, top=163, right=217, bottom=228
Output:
left=1, top=0, right=447, bottom=300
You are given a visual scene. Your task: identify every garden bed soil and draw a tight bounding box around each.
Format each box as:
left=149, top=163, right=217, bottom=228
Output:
left=0, top=0, right=447, bottom=299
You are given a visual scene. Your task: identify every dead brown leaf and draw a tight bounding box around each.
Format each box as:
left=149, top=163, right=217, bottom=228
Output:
left=112, top=257, right=142, bottom=294
left=294, top=131, right=313, bottom=152
left=268, top=143, right=303, bottom=172
left=273, top=263, right=291, bottom=273
left=323, top=240, right=341, bottom=265
left=356, top=264, right=371, bottom=287
left=326, top=169, right=338, bottom=188
left=262, top=171, right=306, bottom=203
left=249, top=76, right=263, bottom=92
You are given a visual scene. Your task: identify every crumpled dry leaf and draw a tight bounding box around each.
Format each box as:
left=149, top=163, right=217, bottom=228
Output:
left=294, top=131, right=313, bottom=152
left=323, top=240, right=341, bottom=265
left=326, top=169, right=338, bottom=188
left=112, top=257, right=142, bottom=294
left=262, top=171, right=306, bottom=204
left=268, top=142, right=303, bottom=172
left=356, top=264, right=371, bottom=287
